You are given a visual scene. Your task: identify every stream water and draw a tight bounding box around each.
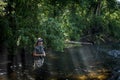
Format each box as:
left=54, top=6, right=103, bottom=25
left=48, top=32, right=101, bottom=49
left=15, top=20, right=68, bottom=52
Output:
left=0, top=44, right=120, bottom=80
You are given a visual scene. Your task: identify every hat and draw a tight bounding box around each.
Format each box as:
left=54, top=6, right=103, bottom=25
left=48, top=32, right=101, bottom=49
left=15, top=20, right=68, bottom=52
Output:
left=37, top=38, right=43, bottom=42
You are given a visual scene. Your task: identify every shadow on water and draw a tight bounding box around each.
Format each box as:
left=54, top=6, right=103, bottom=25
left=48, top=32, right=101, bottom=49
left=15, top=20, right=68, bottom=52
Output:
left=0, top=44, right=120, bottom=80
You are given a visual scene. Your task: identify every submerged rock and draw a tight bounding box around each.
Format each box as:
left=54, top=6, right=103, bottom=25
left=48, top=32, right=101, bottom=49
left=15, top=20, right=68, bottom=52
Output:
left=108, top=50, right=120, bottom=58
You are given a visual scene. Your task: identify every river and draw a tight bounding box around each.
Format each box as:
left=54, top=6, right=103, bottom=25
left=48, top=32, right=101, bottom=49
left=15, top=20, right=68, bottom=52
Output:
left=0, top=44, right=120, bottom=80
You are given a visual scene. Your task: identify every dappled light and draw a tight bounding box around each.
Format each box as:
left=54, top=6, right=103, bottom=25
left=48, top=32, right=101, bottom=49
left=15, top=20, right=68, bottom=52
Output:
left=0, top=0, right=120, bottom=80
left=0, top=44, right=120, bottom=80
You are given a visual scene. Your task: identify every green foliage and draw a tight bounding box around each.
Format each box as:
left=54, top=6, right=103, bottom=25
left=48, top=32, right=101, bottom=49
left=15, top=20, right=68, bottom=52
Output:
left=108, top=18, right=120, bottom=39
left=0, top=0, right=7, bottom=16
left=0, top=0, right=120, bottom=53
left=88, top=16, right=108, bottom=43
left=0, top=17, right=10, bottom=42
left=106, top=0, right=117, bottom=10
left=39, top=18, right=65, bottom=51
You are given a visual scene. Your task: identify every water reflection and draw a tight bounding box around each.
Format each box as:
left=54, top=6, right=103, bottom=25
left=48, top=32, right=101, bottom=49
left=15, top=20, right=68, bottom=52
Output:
left=0, top=45, right=120, bottom=80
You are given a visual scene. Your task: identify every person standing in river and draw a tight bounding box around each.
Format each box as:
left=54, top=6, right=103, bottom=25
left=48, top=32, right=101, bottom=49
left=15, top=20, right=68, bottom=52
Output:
left=33, top=38, right=46, bottom=69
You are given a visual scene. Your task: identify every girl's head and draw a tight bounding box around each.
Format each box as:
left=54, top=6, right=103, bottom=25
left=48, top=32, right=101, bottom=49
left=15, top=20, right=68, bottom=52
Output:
left=36, top=38, right=43, bottom=46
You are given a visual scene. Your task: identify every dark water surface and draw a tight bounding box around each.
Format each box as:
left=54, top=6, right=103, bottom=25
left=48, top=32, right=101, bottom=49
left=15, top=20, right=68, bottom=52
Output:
left=0, top=44, right=120, bottom=80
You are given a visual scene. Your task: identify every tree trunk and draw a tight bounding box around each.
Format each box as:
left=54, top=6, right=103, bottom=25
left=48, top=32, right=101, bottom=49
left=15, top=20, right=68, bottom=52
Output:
left=20, top=48, right=26, bottom=70
left=95, top=1, right=102, bottom=16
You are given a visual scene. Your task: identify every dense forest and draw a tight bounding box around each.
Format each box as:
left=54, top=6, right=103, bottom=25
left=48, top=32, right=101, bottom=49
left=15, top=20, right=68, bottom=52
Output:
left=0, top=0, right=120, bottom=52
left=0, top=0, right=120, bottom=80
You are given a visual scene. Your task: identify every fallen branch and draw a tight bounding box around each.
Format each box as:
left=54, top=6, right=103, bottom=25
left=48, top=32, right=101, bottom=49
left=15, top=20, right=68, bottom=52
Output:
left=65, top=41, right=93, bottom=45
